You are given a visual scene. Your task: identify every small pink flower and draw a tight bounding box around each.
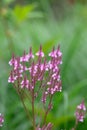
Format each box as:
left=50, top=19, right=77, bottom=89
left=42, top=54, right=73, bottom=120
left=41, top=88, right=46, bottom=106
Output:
left=0, top=113, right=4, bottom=127
left=29, top=63, right=38, bottom=77
left=36, top=45, right=44, bottom=57
left=9, top=54, right=17, bottom=66
left=8, top=71, right=16, bottom=83
left=27, top=47, right=34, bottom=59
left=49, top=47, right=57, bottom=58
left=20, top=51, right=29, bottom=62
left=75, top=111, right=84, bottom=122
left=56, top=45, right=62, bottom=57
left=21, top=76, right=29, bottom=89
left=20, top=64, right=28, bottom=73
left=75, top=101, right=86, bottom=122
left=77, top=101, right=86, bottom=111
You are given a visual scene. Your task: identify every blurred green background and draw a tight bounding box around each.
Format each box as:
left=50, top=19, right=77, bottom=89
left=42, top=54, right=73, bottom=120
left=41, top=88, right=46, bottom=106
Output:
left=0, top=0, right=87, bottom=129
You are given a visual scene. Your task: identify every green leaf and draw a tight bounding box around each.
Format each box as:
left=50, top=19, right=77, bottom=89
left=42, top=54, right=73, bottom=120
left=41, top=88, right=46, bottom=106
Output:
left=13, top=4, right=36, bottom=23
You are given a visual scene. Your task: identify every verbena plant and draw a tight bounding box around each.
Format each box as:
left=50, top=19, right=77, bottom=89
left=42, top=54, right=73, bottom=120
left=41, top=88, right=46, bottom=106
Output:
left=7, top=45, right=86, bottom=130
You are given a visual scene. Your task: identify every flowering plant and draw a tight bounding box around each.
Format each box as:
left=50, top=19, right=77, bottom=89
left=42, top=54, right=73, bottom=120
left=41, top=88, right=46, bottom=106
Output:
left=8, top=45, right=62, bottom=129
left=8, top=45, right=86, bottom=130
left=71, top=101, right=86, bottom=130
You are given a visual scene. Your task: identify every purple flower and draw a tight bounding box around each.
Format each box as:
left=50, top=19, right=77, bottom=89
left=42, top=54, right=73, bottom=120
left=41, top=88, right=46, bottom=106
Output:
left=21, top=76, right=29, bottom=89
left=49, top=47, right=57, bottom=58
left=36, top=45, right=44, bottom=57
left=27, top=47, right=34, bottom=59
left=8, top=45, right=62, bottom=98
left=20, top=51, right=29, bottom=62
left=0, top=113, right=4, bottom=127
left=75, top=101, right=86, bottom=122
left=9, top=54, right=17, bottom=66
left=8, top=45, right=62, bottom=128
left=77, top=101, right=86, bottom=111
left=20, top=48, right=34, bottom=62
left=8, top=71, right=16, bottom=83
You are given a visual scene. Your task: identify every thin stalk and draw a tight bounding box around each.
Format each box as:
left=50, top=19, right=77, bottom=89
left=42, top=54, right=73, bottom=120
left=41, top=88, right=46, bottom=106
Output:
left=73, top=120, right=78, bottom=130
left=14, top=84, right=32, bottom=123
left=43, top=95, right=52, bottom=124
left=32, top=89, right=36, bottom=130
left=20, top=92, right=31, bottom=121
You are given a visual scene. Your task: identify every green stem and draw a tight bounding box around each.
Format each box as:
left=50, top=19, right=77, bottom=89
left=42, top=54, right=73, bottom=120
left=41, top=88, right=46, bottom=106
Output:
left=72, top=120, right=78, bottom=130
left=32, top=89, right=36, bottom=130
left=14, top=85, right=32, bottom=123
left=43, top=95, right=52, bottom=124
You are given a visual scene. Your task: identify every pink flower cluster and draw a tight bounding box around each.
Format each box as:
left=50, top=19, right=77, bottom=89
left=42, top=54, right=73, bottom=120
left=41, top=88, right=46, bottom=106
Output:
left=75, top=101, right=86, bottom=122
left=0, top=113, right=4, bottom=127
left=8, top=45, right=62, bottom=104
